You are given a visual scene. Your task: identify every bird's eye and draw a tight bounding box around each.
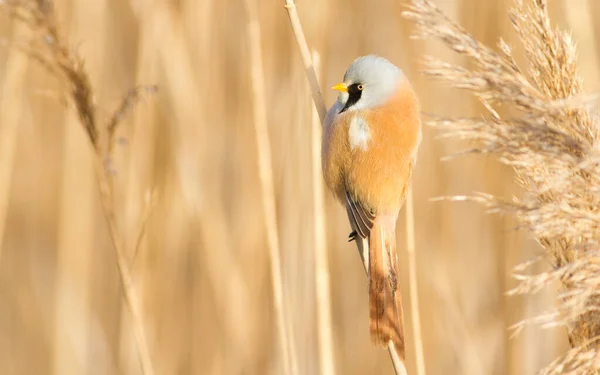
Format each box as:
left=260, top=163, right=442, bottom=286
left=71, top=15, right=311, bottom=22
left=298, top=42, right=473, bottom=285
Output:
left=357, top=84, right=364, bottom=90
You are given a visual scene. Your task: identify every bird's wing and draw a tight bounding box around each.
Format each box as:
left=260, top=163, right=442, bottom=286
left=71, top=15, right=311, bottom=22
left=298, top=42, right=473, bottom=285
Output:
left=344, top=190, right=375, bottom=239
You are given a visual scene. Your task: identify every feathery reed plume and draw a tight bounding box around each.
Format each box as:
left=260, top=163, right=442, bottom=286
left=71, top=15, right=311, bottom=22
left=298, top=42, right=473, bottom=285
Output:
left=283, top=1, right=420, bottom=374
left=404, top=0, right=600, bottom=373
left=244, top=0, right=297, bottom=374
left=1, top=1, right=157, bottom=374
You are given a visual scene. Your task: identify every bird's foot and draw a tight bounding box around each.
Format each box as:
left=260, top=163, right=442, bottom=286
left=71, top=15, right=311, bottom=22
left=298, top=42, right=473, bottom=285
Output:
left=348, top=230, right=357, bottom=242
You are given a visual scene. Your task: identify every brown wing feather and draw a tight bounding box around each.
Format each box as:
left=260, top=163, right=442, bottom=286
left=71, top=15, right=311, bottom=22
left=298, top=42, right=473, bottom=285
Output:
left=345, top=190, right=374, bottom=239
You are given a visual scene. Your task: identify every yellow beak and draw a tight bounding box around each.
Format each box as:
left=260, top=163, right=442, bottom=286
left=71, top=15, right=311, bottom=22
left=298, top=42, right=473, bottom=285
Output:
left=331, top=83, right=348, bottom=93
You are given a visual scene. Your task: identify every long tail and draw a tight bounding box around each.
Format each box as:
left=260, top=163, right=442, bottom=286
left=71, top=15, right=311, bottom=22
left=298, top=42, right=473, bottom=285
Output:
left=369, top=215, right=405, bottom=360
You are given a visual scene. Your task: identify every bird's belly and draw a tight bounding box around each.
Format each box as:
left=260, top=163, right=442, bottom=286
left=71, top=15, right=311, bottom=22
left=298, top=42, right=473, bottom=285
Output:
left=345, top=138, right=413, bottom=214
left=348, top=164, right=410, bottom=214
left=323, top=133, right=412, bottom=213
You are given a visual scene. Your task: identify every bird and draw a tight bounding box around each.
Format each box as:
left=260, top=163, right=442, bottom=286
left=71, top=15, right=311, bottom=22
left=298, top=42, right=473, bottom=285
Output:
left=322, top=55, right=422, bottom=359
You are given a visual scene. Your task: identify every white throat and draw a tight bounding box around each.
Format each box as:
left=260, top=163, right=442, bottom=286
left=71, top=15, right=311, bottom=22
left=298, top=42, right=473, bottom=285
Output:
left=348, top=115, right=370, bottom=151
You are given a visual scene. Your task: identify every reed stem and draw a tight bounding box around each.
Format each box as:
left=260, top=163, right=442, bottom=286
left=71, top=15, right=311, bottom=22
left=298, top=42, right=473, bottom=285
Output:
left=245, top=1, right=297, bottom=373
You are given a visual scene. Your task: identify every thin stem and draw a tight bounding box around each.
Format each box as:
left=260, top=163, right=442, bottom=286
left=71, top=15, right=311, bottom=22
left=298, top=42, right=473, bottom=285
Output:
left=0, top=23, right=29, bottom=264
left=283, top=0, right=327, bottom=123
left=244, top=0, right=297, bottom=374
left=389, top=342, right=408, bottom=375
left=93, top=157, right=154, bottom=375
left=311, top=50, right=336, bottom=375
left=405, top=186, right=426, bottom=375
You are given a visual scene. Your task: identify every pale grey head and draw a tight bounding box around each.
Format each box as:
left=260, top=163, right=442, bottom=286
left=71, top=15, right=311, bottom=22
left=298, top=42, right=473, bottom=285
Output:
left=332, top=55, right=404, bottom=113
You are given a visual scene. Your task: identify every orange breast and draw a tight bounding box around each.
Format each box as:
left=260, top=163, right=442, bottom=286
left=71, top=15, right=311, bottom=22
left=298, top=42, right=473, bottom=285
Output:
left=322, top=80, right=421, bottom=214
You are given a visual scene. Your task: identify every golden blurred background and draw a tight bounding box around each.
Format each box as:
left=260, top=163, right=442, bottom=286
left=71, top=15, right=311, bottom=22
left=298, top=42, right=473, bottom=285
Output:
left=1, top=0, right=599, bottom=374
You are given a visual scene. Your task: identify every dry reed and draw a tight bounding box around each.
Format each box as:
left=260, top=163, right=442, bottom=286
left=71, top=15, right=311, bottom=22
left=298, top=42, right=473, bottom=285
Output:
left=405, top=186, right=426, bottom=375
left=1, top=1, right=156, bottom=374
left=243, top=0, right=297, bottom=373
left=282, top=0, right=326, bottom=124
left=311, top=50, right=337, bottom=375
left=404, top=0, right=600, bottom=373
left=0, top=21, right=29, bottom=265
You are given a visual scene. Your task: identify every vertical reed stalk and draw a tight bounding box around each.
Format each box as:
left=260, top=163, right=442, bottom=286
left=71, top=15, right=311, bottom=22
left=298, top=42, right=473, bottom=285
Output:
left=244, top=0, right=297, bottom=374
left=282, top=0, right=326, bottom=124
left=53, top=1, right=104, bottom=372
left=311, top=50, right=336, bottom=375
left=405, top=186, right=425, bottom=375
left=94, top=156, right=155, bottom=375
left=53, top=112, right=95, bottom=375
left=0, top=23, right=29, bottom=264
left=117, top=7, right=158, bottom=372
left=590, top=0, right=600, bottom=51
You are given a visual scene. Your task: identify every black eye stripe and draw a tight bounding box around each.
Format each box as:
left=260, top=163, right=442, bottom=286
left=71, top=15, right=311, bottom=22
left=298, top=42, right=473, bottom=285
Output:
left=348, top=83, right=362, bottom=92
left=340, top=83, right=363, bottom=113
